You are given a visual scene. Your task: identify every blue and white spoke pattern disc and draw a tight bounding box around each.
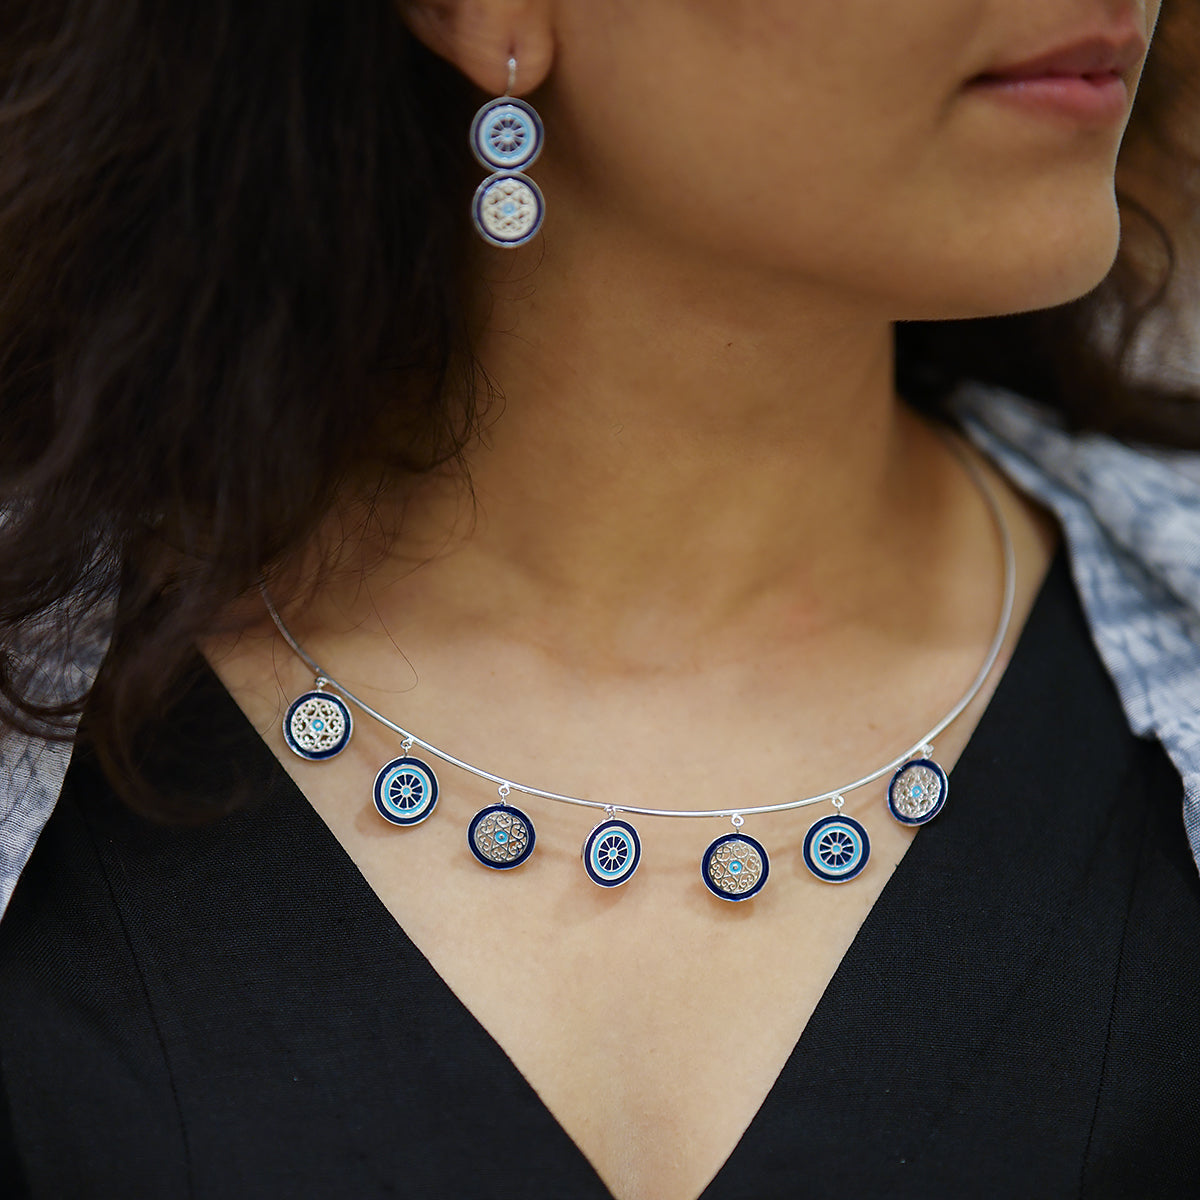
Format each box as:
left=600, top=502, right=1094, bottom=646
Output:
left=468, top=804, right=536, bottom=870
left=283, top=691, right=352, bottom=761
left=373, top=756, right=440, bottom=827
left=470, top=99, right=544, bottom=171
left=887, top=758, right=949, bottom=825
left=803, top=814, right=870, bottom=883
left=473, top=173, right=545, bottom=247
left=702, top=833, right=769, bottom=901
left=582, top=819, right=642, bottom=888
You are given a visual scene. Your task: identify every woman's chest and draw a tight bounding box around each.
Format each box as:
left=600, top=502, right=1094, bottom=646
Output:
left=12, top=557, right=1200, bottom=1197
left=10, top=633, right=1200, bottom=1198
left=305, top=794, right=919, bottom=1200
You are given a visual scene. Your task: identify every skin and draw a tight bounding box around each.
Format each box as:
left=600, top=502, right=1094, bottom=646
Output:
left=212, top=2, right=1160, bottom=1197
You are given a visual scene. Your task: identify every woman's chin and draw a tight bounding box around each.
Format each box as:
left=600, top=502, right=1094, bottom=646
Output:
left=903, top=207, right=1122, bottom=321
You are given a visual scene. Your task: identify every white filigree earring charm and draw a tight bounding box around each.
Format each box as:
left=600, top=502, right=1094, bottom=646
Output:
left=470, top=57, right=546, bottom=248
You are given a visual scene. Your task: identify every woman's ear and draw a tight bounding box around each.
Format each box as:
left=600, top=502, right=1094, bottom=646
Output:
left=399, top=0, right=554, bottom=95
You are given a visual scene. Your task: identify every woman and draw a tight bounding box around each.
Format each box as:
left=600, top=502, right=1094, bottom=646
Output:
left=1, top=1, right=1198, bottom=1197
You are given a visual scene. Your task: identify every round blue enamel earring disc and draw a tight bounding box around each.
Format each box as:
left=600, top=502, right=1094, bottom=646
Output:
left=702, top=832, right=770, bottom=901
left=803, top=814, right=870, bottom=883
left=887, top=757, right=949, bottom=825
left=468, top=803, right=536, bottom=870
left=374, top=756, right=440, bottom=826
left=283, top=690, right=353, bottom=761
left=470, top=98, right=544, bottom=172
left=582, top=818, right=642, bottom=888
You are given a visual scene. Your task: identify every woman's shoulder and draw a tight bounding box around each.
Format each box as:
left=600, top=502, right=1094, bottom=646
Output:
left=955, top=384, right=1200, bottom=876
left=0, top=598, right=111, bottom=919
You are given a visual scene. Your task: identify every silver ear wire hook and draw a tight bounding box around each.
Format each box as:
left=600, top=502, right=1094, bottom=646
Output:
left=506, top=56, right=518, bottom=96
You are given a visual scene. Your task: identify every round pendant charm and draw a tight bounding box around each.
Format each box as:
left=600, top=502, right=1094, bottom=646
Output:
left=887, top=758, right=948, bottom=825
left=582, top=819, right=642, bottom=888
left=803, top=814, right=870, bottom=883
left=283, top=691, right=352, bottom=761
left=701, top=833, right=769, bottom=902
left=468, top=803, right=536, bottom=870
left=470, top=98, right=544, bottom=172
left=373, top=756, right=440, bottom=827
left=473, top=173, right=545, bottom=247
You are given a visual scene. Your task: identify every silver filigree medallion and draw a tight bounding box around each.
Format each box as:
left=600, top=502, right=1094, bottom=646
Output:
left=887, top=758, right=948, bottom=825
left=468, top=803, right=536, bottom=870
left=283, top=690, right=352, bottom=761
left=702, top=833, right=769, bottom=901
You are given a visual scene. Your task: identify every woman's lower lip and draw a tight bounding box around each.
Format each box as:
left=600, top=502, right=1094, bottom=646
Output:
left=966, top=73, right=1129, bottom=124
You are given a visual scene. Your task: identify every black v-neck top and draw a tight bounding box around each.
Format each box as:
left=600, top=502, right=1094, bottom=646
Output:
left=2, top=555, right=1199, bottom=1199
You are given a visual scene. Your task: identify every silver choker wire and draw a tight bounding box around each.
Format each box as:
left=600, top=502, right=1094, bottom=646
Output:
left=263, top=442, right=1015, bottom=899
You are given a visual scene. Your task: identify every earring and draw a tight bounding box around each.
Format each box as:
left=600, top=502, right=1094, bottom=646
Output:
left=470, top=57, right=546, bottom=248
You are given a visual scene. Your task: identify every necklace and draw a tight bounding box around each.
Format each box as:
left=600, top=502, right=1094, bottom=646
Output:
left=264, top=443, right=1014, bottom=901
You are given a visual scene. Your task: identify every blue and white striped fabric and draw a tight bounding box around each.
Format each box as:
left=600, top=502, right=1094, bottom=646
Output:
left=2, top=385, right=1199, bottom=919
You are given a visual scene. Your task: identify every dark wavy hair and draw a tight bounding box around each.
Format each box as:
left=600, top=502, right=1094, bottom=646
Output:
left=1, top=1, right=1198, bottom=799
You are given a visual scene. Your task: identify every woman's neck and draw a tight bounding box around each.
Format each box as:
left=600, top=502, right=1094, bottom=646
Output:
left=329, top=231, right=979, bottom=671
